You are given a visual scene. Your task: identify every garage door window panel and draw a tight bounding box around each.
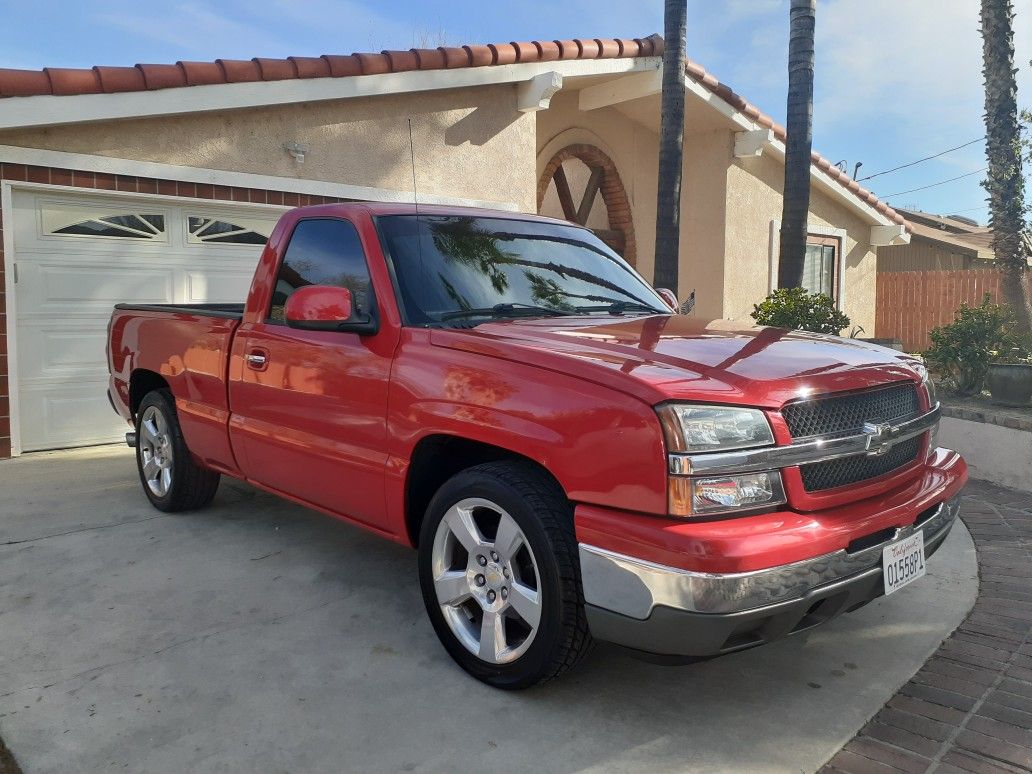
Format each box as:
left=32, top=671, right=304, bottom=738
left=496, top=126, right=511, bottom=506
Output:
left=43, top=206, right=166, bottom=241
left=188, top=216, right=271, bottom=246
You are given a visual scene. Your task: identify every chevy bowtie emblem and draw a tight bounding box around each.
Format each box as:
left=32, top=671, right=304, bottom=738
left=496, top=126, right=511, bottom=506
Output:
left=863, top=422, right=901, bottom=456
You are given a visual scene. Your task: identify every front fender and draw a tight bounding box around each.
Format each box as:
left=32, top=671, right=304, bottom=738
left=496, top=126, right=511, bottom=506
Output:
left=385, top=334, right=669, bottom=529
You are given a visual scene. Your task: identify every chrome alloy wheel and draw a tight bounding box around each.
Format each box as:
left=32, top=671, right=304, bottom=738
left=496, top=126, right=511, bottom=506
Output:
left=430, top=497, right=543, bottom=665
left=139, top=405, right=173, bottom=497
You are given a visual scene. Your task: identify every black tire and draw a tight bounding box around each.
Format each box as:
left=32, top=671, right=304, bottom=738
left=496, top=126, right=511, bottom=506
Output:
left=417, top=460, right=592, bottom=689
left=135, top=389, right=220, bottom=512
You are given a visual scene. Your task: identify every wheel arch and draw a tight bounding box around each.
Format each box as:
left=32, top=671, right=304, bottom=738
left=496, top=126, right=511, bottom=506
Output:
left=404, top=434, right=566, bottom=547
left=129, top=369, right=170, bottom=417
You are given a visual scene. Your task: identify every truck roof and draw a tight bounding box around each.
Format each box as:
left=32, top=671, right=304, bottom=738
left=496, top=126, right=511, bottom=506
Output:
left=284, top=201, right=584, bottom=229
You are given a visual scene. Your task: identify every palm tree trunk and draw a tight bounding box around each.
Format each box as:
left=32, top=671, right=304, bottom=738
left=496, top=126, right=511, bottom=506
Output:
left=654, top=0, right=687, bottom=296
left=981, top=0, right=1032, bottom=333
left=778, top=0, right=816, bottom=289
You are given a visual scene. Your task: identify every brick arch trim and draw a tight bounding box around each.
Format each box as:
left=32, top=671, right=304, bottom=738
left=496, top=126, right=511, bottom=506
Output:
left=536, top=143, right=637, bottom=267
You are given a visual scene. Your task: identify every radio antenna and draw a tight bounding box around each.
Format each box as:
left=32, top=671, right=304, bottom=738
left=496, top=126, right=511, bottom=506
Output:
left=407, top=117, right=428, bottom=296
left=407, top=117, right=419, bottom=210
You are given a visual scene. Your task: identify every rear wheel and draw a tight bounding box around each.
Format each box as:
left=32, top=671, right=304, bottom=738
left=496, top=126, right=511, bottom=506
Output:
left=417, top=461, right=592, bottom=689
left=135, top=389, right=220, bottom=512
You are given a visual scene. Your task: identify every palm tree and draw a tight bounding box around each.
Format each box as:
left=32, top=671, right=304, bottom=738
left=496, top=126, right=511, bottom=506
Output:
left=777, top=0, right=816, bottom=289
left=981, top=0, right=1032, bottom=333
left=654, top=0, right=687, bottom=297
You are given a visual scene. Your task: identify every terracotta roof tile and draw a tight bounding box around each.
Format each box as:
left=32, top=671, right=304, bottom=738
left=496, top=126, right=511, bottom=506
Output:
left=437, top=47, right=469, bottom=69
left=579, top=39, right=603, bottom=59
left=411, top=48, right=446, bottom=70
left=45, top=67, right=101, bottom=96
left=382, top=50, right=419, bottom=73
left=510, top=42, right=538, bottom=63
left=0, top=68, right=51, bottom=96
left=136, top=63, right=186, bottom=90
left=555, top=40, right=582, bottom=60
left=354, top=52, right=390, bottom=76
left=94, top=66, right=146, bottom=93
left=255, top=58, right=297, bottom=81
left=615, top=38, right=642, bottom=57
left=596, top=39, right=622, bottom=59
left=488, top=43, right=518, bottom=66
left=216, top=59, right=261, bottom=83
left=322, top=55, right=361, bottom=78
left=534, top=40, right=562, bottom=62
left=6, top=69, right=48, bottom=97
left=0, top=32, right=901, bottom=228
left=178, top=61, right=224, bottom=86
left=462, top=44, right=493, bottom=68
left=289, top=56, right=331, bottom=79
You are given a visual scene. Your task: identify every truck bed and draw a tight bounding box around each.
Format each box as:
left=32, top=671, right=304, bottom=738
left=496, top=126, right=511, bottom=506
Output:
left=113, top=303, right=244, bottom=319
left=108, top=303, right=243, bottom=474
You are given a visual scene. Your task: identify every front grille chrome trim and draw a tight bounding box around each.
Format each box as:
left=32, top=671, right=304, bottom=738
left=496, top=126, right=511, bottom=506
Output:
left=668, top=404, right=940, bottom=477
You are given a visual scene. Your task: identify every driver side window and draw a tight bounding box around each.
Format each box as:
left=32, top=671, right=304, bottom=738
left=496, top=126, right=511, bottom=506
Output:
left=268, top=218, right=373, bottom=323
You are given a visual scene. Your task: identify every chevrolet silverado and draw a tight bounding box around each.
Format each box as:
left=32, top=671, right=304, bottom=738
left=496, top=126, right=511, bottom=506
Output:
left=107, top=203, right=966, bottom=689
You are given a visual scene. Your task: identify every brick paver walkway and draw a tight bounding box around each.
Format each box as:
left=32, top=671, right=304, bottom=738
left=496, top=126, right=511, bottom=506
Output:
left=823, top=480, right=1032, bottom=773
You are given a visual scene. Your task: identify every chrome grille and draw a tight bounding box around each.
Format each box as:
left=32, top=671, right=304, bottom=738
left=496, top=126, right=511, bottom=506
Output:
left=799, top=436, right=921, bottom=491
left=783, top=382, right=922, bottom=493
left=782, top=382, right=919, bottom=439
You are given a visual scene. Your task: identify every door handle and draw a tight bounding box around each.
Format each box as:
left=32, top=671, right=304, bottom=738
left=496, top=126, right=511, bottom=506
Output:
left=245, top=350, right=268, bottom=370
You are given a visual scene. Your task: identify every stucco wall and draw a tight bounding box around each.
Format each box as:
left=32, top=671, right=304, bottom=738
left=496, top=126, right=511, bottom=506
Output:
left=536, top=91, right=877, bottom=328
left=724, top=154, right=877, bottom=333
left=0, top=85, right=537, bottom=212
left=536, top=91, right=729, bottom=320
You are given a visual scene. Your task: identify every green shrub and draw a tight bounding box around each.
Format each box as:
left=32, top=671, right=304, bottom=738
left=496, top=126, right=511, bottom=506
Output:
left=751, top=287, right=851, bottom=334
left=925, top=294, right=1023, bottom=396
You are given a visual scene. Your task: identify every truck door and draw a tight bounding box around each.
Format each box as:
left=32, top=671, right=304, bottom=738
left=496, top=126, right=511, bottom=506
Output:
left=228, top=217, right=398, bottom=530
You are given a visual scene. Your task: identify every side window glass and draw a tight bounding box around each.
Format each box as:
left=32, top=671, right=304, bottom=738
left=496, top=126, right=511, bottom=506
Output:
left=268, top=219, right=373, bottom=323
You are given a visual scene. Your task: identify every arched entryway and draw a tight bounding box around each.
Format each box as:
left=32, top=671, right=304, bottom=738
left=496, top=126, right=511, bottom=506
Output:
left=537, top=144, right=637, bottom=267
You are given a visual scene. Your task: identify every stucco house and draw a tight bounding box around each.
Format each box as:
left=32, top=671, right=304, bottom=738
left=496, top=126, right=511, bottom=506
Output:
left=0, top=33, right=908, bottom=457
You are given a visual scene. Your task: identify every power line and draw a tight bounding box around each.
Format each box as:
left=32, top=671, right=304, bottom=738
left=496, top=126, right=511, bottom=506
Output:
left=945, top=204, right=990, bottom=214
left=857, top=137, right=985, bottom=182
left=882, top=168, right=987, bottom=198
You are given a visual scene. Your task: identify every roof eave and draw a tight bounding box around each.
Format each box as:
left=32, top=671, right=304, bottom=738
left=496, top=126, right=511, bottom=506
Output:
left=0, top=56, right=659, bottom=132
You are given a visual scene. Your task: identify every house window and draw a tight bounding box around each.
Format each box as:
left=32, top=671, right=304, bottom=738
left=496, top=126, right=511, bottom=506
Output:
left=187, top=216, right=270, bottom=245
left=802, top=235, right=839, bottom=298
left=48, top=212, right=165, bottom=240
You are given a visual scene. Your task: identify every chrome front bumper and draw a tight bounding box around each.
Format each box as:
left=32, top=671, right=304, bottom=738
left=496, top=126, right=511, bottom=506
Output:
left=580, top=495, right=961, bottom=658
left=580, top=495, right=960, bottom=620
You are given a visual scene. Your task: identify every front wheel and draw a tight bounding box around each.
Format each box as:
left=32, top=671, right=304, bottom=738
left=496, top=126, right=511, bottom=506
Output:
left=417, top=461, right=592, bottom=689
left=135, top=389, right=220, bottom=512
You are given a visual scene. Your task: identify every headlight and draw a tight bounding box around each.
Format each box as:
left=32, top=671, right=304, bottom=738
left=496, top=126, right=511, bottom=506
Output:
left=913, top=363, right=937, bottom=408
left=656, top=404, right=775, bottom=453
left=923, top=373, right=937, bottom=409
left=919, top=370, right=939, bottom=456
left=668, top=472, right=787, bottom=517
left=658, top=403, right=782, bottom=517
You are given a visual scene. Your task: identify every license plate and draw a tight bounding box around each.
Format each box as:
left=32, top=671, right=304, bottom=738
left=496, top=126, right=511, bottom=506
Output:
left=883, top=530, right=926, bottom=595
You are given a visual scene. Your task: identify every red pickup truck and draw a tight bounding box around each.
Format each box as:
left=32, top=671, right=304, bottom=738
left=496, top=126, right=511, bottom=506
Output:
left=107, top=202, right=965, bottom=689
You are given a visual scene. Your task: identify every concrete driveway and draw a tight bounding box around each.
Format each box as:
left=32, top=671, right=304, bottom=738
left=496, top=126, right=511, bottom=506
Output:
left=0, top=446, right=977, bottom=774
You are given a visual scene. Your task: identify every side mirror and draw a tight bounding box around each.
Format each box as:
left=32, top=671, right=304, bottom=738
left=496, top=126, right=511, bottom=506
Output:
left=285, top=285, right=369, bottom=332
left=656, top=288, right=679, bottom=312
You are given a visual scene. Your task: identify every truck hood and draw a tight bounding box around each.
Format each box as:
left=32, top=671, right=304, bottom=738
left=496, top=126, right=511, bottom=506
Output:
left=429, top=314, right=924, bottom=408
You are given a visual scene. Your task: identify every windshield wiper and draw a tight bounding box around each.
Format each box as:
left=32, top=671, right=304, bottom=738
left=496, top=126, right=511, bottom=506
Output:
left=439, top=302, right=575, bottom=322
left=571, top=300, right=665, bottom=315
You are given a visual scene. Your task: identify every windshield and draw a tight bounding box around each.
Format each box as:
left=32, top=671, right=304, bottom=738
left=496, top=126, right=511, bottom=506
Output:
left=376, top=215, right=669, bottom=325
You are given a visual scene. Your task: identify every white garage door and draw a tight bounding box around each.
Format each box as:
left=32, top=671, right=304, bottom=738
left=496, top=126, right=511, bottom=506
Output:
left=9, top=188, right=282, bottom=451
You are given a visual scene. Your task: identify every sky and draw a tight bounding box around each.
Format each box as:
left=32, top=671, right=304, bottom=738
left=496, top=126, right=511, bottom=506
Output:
left=3, top=0, right=1030, bottom=225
